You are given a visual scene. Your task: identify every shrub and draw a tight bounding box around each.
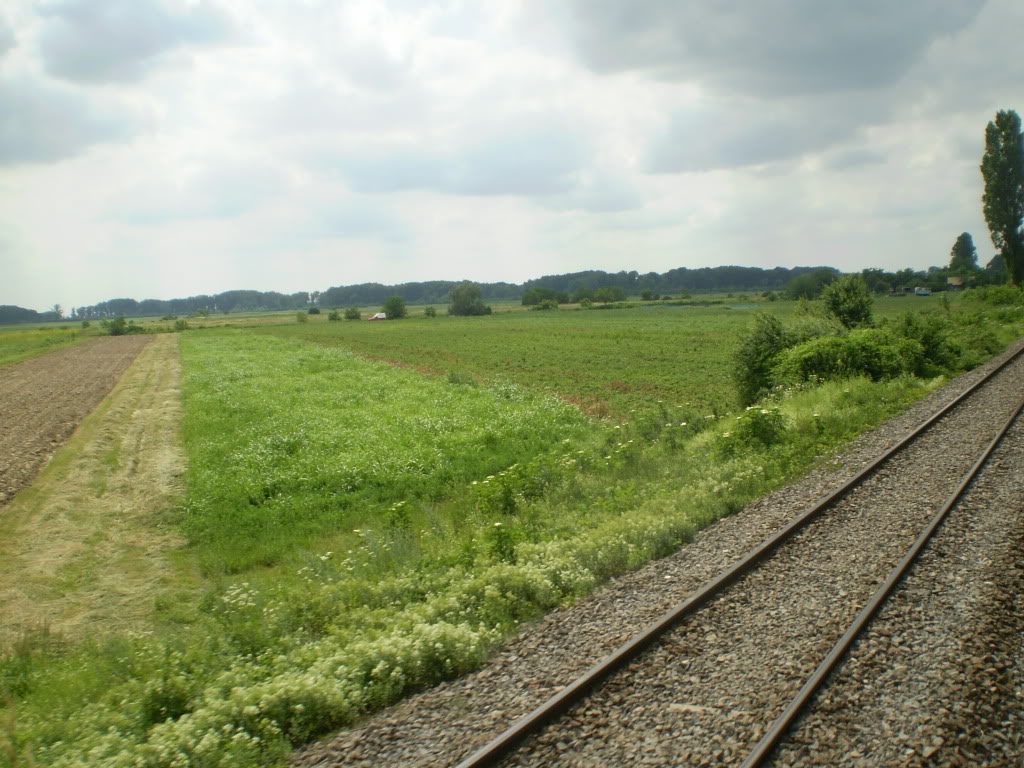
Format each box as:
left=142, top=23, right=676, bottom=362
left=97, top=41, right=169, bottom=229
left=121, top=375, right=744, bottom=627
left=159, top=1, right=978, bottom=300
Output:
left=531, top=299, right=559, bottom=311
left=579, top=298, right=593, bottom=309
left=296, top=312, right=308, bottom=323
left=174, top=319, right=190, bottom=332
left=328, top=311, right=341, bottom=322
left=344, top=307, right=361, bottom=321
left=382, top=296, right=407, bottom=319
left=967, top=284, right=1024, bottom=306
left=888, top=312, right=960, bottom=375
left=734, top=313, right=792, bottom=406
left=80, top=319, right=90, bottom=328
left=424, top=306, right=437, bottom=318
left=822, top=274, right=873, bottom=328
left=308, top=307, right=321, bottom=315
left=773, top=329, right=923, bottom=385
left=716, top=406, right=788, bottom=457
left=107, top=316, right=147, bottom=336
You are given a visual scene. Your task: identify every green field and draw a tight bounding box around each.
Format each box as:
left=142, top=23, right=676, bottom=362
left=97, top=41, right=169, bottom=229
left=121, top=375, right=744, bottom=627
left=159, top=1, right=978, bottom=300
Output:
left=0, top=325, right=100, bottom=367
left=4, top=288, right=1024, bottom=768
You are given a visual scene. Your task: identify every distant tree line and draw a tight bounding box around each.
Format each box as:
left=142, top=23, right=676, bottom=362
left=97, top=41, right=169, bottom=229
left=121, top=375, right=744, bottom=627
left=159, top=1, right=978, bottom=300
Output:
left=6, top=250, right=1014, bottom=326
left=319, top=280, right=519, bottom=308
left=0, top=305, right=63, bottom=324
left=521, top=265, right=831, bottom=300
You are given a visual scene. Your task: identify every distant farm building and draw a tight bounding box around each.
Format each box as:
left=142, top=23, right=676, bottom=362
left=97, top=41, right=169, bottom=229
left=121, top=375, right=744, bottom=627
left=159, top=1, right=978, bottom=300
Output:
left=947, top=276, right=965, bottom=290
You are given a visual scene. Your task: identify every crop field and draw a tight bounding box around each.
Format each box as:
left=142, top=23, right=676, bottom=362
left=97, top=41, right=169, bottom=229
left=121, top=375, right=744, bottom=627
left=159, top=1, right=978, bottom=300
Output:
left=3, top=289, right=1024, bottom=768
left=0, top=325, right=100, bottom=367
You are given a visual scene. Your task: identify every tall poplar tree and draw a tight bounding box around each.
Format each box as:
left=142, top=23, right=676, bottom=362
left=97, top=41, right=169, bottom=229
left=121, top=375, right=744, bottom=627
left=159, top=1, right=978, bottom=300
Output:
left=948, top=232, right=978, bottom=274
left=980, top=109, right=1024, bottom=285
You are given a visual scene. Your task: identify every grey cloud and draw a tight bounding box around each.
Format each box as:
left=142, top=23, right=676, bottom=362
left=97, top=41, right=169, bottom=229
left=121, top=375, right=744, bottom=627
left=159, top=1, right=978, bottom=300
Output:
left=560, top=0, right=984, bottom=96
left=538, top=171, right=643, bottom=213
left=37, top=0, right=230, bottom=83
left=0, top=16, right=15, bottom=59
left=445, top=129, right=585, bottom=196
left=647, top=96, right=876, bottom=173
left=0, top=75, right=141, bottom=165
left=120, top=161, right=287, bottom=223
left=309, top=200, right=410, bottom=242
left=328, top=126, right=589, bottom=198
left=823, top=148, right=887, bottom=171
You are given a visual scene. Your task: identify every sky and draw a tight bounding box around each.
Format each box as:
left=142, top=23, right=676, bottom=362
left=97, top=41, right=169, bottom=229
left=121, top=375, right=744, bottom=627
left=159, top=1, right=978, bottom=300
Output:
left=1, top=0, right=1023, bottom=312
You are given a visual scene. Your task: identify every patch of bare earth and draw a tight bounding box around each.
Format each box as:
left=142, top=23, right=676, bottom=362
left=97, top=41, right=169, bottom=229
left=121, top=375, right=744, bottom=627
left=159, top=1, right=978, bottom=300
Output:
left=0, top=335, right=152, bottom=504
left=0, top=334, right=190, bottom=644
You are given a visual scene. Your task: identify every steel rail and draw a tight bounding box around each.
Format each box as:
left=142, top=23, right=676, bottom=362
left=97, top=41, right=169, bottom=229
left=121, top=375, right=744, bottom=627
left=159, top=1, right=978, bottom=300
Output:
left=452, top=343, right=1024, bottom=768
left=740, top=393, right=1024, bottom=767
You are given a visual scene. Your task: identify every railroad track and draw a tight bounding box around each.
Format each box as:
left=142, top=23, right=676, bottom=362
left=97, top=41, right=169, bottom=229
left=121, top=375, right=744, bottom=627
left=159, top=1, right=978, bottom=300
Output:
left=295, top=341, right=1024, bottom=768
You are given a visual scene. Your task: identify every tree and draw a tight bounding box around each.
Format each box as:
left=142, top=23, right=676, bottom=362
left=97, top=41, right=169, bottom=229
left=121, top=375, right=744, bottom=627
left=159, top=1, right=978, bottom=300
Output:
left=948, top=232, right=979, bottom=274
left=784, top=268, right=838, bottom=299
left=449, top=282, right=490, bottom=316
left=821, top=274, right=873, bottom=328
left=344, top=307, right=361, bottom=320
left=382, top=295, right=407, bottom=319
left=981, top=109, right=1024, bottom=285
left=593, top=286, right=626, bottom=303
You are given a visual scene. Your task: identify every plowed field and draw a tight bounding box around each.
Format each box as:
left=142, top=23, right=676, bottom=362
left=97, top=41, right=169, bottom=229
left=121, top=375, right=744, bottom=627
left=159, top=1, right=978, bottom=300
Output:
left=0, top=335, right=151, bottom=505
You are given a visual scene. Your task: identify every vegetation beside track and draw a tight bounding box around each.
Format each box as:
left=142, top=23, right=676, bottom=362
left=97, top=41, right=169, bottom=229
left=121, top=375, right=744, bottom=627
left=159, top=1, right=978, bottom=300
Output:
left=2, top=288, right=1023, bottom=768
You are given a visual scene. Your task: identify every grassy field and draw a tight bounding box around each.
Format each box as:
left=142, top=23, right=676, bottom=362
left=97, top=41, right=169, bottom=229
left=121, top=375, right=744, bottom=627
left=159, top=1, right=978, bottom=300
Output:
left=3, top=289, right=1023, bottom=768
left=0, top=325, right=101, bottom=367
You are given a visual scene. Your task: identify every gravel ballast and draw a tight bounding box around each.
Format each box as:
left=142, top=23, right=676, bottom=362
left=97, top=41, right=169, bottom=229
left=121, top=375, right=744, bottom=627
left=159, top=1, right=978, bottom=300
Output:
left=293, top=341, right=1024, bottom=768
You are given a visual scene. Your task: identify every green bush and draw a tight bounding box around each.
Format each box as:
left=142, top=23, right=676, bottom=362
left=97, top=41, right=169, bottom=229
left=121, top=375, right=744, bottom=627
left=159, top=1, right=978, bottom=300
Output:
left=888, top=312, right=960, bottom=375
left=382, top=296, right=407, bottom=319
left=344, top=307, right=361, bottom=321
left=733, top=313, right=792, bottom=405
left=716, top=406, right=788, bottom=457
left=822, top=274, right=873, bottom=328
left=424, top=306, right=437, bottom=318
left=308, top=307, right=321, bottom=315
left=967, top=284, right=1024, bottom=306
left=107, top=316, right=147, bottom=336
left=327, top=311, right=341, bottom=322
left=174, top=319, right=190, bottom=332
left=773, top=328, right=923, bottom=385
left=296, top=312, right=308, bottom=323
left=531, top=299, right=559, bottom=311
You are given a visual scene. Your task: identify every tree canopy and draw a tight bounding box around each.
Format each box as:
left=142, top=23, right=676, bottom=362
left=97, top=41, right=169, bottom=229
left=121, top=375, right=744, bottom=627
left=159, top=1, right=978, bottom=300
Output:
left=381, top=295, right=407, bottom=319
left=948, top=232, right=979, bottom=274
left=981, top=109, right=1024, bottom=285
left=448, top=282, right=491, bottom=316
left=822, top=274, right=873, bottom=328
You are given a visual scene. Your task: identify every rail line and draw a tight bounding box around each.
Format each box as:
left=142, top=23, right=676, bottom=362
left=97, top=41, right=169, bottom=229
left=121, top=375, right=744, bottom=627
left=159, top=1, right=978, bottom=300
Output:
left=453, top=343, right=1024, bottom=768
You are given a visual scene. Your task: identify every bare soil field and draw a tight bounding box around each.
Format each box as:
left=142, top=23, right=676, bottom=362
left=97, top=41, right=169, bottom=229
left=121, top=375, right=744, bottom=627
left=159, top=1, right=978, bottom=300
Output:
left=0, top=335, right=151, bottom=505
left=0, top=334, right=189, bottom=642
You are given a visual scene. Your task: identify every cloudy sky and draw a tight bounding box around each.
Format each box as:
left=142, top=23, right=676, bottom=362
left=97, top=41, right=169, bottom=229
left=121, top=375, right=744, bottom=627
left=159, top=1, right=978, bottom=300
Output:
left=2, top=0, right=1022, bottom=311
